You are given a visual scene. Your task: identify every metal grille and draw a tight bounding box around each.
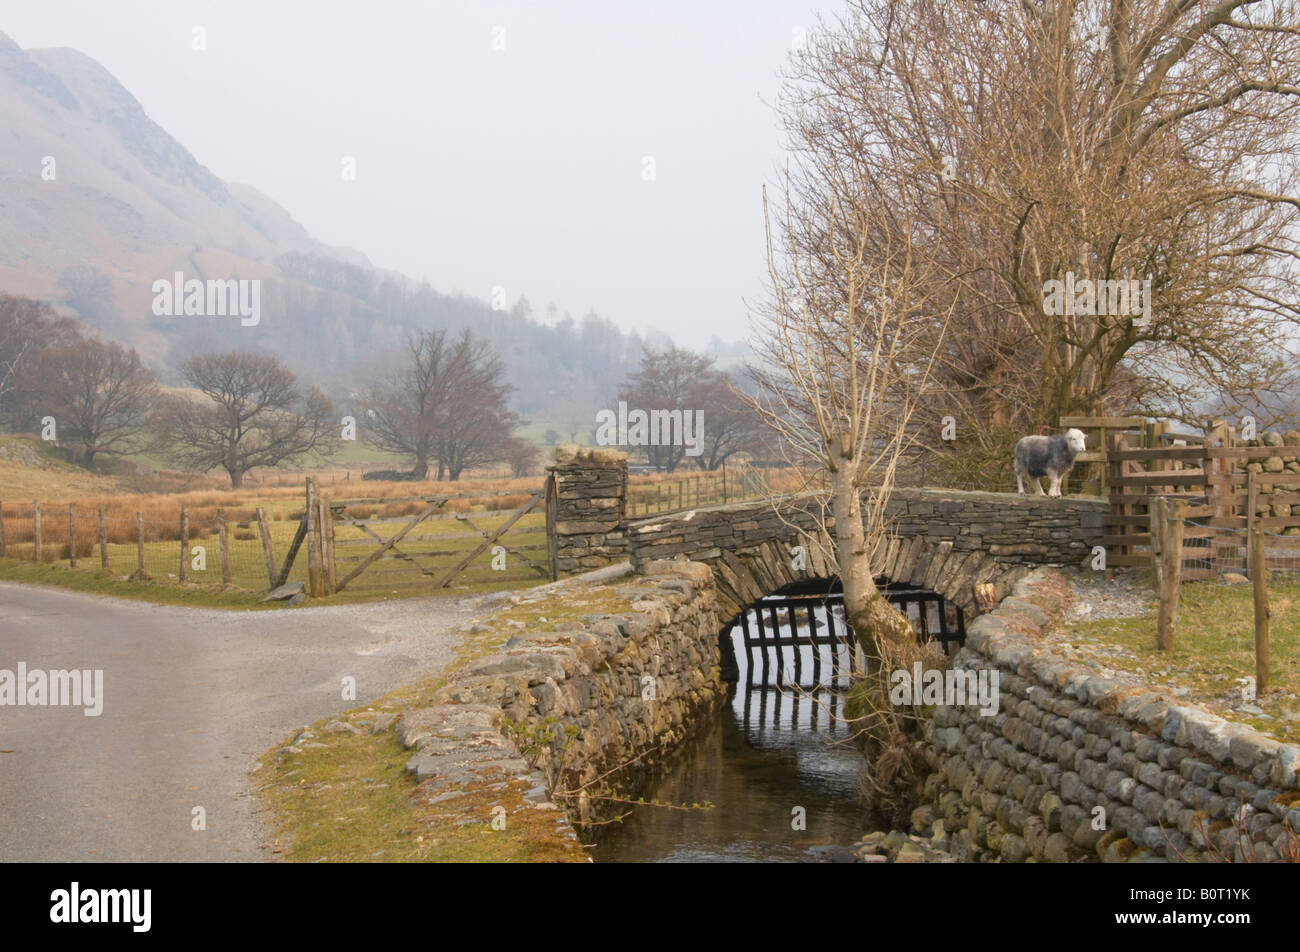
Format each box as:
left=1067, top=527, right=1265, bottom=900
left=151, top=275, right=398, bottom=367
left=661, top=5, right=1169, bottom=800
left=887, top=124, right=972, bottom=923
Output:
left=729, top=582, right=966, bottom=688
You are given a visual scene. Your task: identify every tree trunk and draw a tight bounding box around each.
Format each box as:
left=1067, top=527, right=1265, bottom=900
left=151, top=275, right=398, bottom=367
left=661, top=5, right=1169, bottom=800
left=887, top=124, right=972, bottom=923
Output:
left=412, top=456, right=429, bottom=479
left=229, top=468, right=244, bottom=489
left=831, top=457, right=913, bottom=667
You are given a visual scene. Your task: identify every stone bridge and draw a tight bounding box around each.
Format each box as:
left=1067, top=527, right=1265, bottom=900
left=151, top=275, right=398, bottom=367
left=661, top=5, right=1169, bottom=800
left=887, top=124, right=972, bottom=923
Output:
left=407, top=451, right=1298, bottom=864
left=547, top=449, right=1108, bottom=623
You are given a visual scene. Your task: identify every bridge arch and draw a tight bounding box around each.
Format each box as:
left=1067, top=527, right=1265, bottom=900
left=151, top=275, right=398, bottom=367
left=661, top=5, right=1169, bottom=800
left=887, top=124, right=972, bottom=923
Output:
left=720, top=574, right=970, bottom=691
left=633, top=525, right=1036, bottom=629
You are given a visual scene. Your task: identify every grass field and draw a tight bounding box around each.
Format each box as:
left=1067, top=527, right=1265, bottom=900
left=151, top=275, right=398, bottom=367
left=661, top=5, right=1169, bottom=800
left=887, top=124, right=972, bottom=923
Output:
left=1053, top=577, right=1300, bottom=743
left=0, top=486, right=552, bottom=603
left=0, top=432, right=800, bottom=606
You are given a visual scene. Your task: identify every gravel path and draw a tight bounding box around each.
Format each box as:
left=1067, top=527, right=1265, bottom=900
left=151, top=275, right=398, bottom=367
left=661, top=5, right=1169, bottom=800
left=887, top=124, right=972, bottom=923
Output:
left=0, top=581, right=485, bottom=862
left=1058, top=568, right=1155, bottom=624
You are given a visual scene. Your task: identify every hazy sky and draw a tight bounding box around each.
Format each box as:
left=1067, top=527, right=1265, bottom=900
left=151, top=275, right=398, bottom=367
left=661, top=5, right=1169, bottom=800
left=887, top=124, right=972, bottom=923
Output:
left=6, top=0, right=830, bottom=349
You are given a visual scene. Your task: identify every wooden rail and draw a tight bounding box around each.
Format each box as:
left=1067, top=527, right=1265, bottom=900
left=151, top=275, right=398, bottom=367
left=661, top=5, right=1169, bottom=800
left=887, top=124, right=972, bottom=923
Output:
left=1106, top=428, right=1300, bottom=577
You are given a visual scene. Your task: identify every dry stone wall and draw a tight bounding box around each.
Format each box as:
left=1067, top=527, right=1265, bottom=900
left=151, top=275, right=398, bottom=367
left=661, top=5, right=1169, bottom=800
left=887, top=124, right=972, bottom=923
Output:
left=625, top=489, right=1107, bottom=621
left=545, top=450, right=1108, bottom=592
left=1236, top=429, right=1300, bottom=531
left=910, top=568, right=1300, bottom=863
left=399, top=560, right=727, bottom=832
left=393, top=539, right=1299, bottom=863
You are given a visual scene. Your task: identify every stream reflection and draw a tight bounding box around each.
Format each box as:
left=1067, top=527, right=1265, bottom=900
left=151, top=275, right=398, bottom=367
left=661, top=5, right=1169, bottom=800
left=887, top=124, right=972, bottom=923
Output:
left=589, top=685, right=874, bottom=863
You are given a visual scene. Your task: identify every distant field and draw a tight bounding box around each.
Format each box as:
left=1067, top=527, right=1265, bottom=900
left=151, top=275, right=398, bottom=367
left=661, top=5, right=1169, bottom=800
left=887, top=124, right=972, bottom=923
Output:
left=0, top=432, right=794, bottom=605
left=0, top=467, right=555, bottom=603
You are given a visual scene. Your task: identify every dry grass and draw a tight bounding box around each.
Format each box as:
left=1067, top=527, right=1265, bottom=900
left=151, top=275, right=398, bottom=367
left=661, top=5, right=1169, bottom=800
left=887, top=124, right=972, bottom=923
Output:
left=0, top=474, right=554, bottom=600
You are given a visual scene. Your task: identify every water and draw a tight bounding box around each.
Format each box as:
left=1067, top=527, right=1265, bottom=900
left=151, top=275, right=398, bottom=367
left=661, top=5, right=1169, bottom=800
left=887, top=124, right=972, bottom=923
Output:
left=588, top=684, right=876, bottom=863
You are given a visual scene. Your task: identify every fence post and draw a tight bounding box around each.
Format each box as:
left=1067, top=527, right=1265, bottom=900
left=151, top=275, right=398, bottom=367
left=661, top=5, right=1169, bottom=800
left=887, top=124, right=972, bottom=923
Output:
left=255, top=507, right=277, bottom=589
left=0, top=499, right=5, bottom=558
left=1247, top=469, right=1259, bottom=540
left=97, top=506, right=107, bottom=569
left=179, top=507, right=189, bottom=582
left=136, top=512, right=144, bottom=574
left=327, top=495, right=337, bottom=593
left=1106, top=433, right=1124, bottom=581
left=1208, top=419, right=1230, bottom=577
left=1150, top=496, right=1165, bottom=593
left=1250, top=524, right=1270, bottom=695
left=33, top=500, right=41, bottom=562
left=306, top=479, right=322, bottom=597
left=320, top=491, right=336, bottom=595
left=544, top=472, right=558, bottom=581
left=217, top=508, right=231, bottom=586
left=68, top=505, right=76, bottom=568
left=1157, top=497, right=1185, bottom=651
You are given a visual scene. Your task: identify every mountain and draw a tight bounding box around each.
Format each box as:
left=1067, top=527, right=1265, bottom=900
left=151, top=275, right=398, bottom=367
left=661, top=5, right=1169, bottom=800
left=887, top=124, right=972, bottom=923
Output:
left=0, top=33, right=367, bottom=339
left=0, top=32, right=661, bottom=425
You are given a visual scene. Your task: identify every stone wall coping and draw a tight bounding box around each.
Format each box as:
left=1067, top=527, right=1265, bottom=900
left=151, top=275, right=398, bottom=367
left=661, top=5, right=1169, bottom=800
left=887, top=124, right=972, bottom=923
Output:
left=622, top=487, right=1108, bottom=531
left=618, top=491, right=1107, bottom=535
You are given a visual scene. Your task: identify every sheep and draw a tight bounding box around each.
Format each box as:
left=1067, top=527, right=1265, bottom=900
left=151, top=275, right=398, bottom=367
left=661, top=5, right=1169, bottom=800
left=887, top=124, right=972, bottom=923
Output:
left=1014, top=428, right=1087, bottom=497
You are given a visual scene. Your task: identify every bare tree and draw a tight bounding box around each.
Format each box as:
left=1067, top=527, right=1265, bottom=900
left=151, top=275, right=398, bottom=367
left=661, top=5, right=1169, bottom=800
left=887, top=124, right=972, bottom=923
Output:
left=361, top=331, right=460, bottom=479
left=34, top=339, right=158, bottom=466
left=361, top=329, right=517, bottom=480
left=159, top=351, right=335, bottom=488
left=56, top=263, right=117, bottom=325
left=781, top=0, right=1300, bottom=455
left=618, top=345, right=715, bottom=472
left=504, top=437, right=541, bottom=478
left=0, top=294, right=82, bottom=420
left=746, top=163, right=956, bottom=804
left=431, top=341, right=519, bottom=480
left=750, top=180, right=954, bottom=658
left=687, top=370, right=767, bottom=471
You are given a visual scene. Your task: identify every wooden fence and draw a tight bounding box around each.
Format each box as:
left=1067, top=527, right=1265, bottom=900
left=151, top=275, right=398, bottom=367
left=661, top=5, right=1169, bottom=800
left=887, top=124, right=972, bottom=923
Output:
left=0, top=479, right=555, bottom=598
left=625, top=462, right=774, bottom=518
left=1105, top=428, right=1300, bottom=578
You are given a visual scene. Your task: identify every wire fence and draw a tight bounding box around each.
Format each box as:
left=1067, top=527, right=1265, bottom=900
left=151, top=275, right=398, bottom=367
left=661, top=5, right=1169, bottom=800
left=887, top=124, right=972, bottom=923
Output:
left=0, top=500, right=304, bottom=589
left=624, top=464, right=798, bottom=518
left=1182, top=520, right=1300, bottom=578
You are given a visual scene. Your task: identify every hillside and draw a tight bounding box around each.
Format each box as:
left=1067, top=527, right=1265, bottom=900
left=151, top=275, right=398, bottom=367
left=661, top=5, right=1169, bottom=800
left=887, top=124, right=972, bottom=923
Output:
left=0, top=32, right=655, bottom=425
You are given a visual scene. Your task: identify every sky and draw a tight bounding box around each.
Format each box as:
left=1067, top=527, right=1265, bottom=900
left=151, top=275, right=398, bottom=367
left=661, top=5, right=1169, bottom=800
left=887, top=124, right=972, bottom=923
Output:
left=4, top=0, right=832, bottom=350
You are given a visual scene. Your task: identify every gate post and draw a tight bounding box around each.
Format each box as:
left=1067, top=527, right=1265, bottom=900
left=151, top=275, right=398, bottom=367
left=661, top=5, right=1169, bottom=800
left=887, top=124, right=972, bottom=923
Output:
left=306, top=477, right=323, bottom=597
left=544, top=472, right=559, bottom=581
left=321, top=491, right=336, bottom=595
left=545, top=446, right=629, bottom=573
left=178, top=507, right=188, bottom=581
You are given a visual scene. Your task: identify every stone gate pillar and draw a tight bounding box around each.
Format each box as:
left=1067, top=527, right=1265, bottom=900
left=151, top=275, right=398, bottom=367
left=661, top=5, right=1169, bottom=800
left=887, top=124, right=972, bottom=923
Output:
left=547, top=445, right=629, bottom=572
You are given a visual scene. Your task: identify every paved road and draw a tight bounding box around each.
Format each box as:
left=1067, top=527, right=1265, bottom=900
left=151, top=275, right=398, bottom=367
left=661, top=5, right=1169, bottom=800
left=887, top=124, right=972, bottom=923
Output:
left=0, top=582, right=482, bottom=862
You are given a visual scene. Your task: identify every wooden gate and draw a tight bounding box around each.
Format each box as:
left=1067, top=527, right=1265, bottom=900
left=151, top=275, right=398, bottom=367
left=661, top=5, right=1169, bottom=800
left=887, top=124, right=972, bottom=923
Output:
left=1105, top=428, right=1300, bottom=577
left=1105, top=434, right=1216, bottom=577
left=274, top=480, right=554, bottom=595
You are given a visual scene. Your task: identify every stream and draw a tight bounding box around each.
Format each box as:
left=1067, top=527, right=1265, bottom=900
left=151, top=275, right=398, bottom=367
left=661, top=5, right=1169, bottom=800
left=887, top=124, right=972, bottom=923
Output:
left=588, top=683, right=876, bottom=862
